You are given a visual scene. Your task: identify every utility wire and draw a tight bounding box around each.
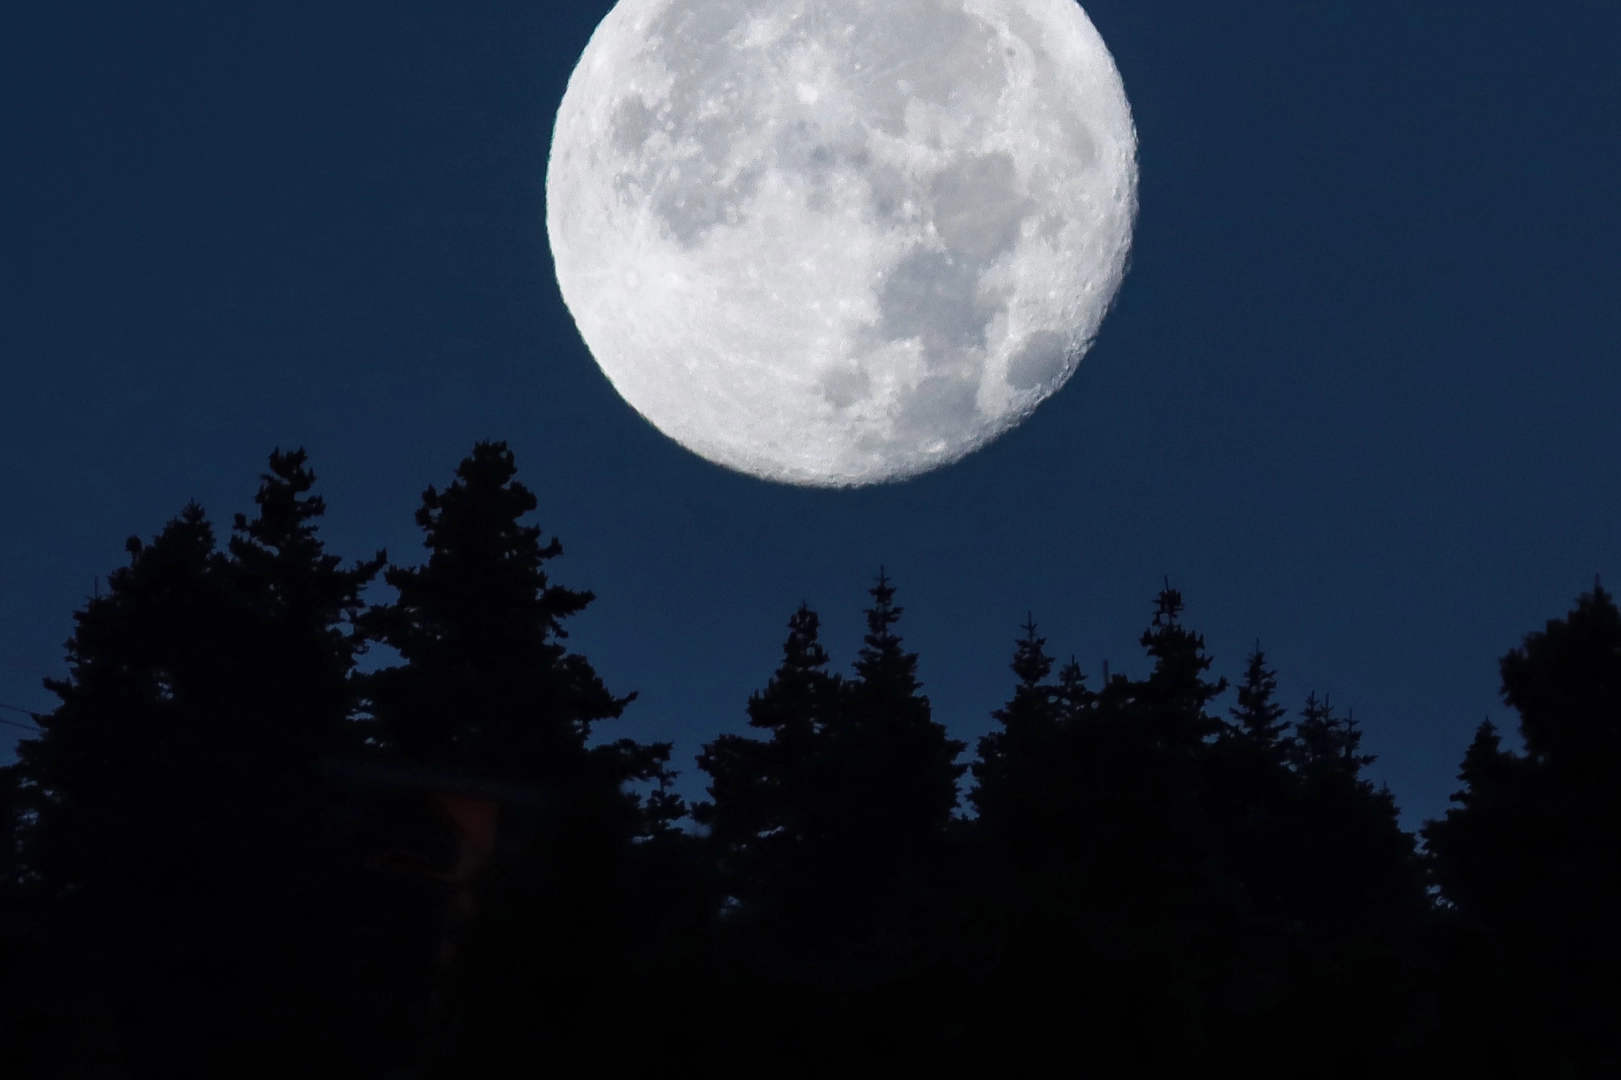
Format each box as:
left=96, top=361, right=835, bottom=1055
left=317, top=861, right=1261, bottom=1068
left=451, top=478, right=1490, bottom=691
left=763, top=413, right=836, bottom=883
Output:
left=0, top=702, right=44, bottom=729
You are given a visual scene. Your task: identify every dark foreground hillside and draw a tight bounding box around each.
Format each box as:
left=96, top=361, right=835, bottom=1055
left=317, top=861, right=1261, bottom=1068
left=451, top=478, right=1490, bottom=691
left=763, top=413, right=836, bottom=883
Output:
left=2, top=444, right=1616, bottom=1077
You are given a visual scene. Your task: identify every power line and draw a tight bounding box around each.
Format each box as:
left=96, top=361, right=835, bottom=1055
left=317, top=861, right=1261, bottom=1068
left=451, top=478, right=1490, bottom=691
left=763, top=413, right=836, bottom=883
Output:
left=0, top=702, right=43, bottom=729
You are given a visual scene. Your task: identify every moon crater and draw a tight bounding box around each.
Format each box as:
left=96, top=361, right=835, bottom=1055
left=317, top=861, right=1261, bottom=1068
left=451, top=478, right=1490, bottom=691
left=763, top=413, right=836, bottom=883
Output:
left=548, top=0, right=1138, bottom=486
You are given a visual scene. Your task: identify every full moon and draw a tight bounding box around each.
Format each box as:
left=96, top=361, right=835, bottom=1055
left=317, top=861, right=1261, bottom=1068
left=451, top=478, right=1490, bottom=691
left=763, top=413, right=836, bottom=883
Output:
left=547, top=0, right=1137, bottom=486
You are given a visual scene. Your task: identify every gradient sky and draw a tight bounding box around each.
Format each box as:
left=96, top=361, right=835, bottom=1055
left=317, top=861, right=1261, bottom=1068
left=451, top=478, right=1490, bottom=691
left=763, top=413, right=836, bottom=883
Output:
left=2, top=0, right=1617, bottom=828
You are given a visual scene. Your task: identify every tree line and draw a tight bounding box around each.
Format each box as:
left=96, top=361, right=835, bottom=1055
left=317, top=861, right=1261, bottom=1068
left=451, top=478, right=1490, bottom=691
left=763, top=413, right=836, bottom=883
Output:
left=1, top=442, right=1616, bottom=1077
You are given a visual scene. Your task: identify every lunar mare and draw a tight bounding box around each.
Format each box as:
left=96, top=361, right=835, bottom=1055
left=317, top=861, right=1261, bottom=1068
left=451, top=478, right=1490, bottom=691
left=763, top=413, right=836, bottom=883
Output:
left=547, top=0, right=1137, bottom=486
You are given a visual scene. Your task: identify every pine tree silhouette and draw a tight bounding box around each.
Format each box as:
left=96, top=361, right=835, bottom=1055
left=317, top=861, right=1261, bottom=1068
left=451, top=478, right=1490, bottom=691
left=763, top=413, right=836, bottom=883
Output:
left=700, top=571, right=967, bottom=949
left=695, top=572, right=969, bottom=1073
left=843, top=569, right=968, bottom=854
left=970, top=585, right=1236, bottom=1074
left=691, top=603, right=848, bottom=1070
left=357, top=441, right=679, bottom=1076
left=695, top=603, right=841, bottom=921
left=1230, top=644, right=1290, bottom=754
left=1289, top=691, right=1375, bottom=777
left=1251, top=688, right=1426, bottom=1076
left=357, top=441, right=636, bottom=782
left=1137, top=580, right=1229, bottom=749
left=20, top=442, right=1621, bottom=1074
left=9, top=452, right=399, bottom=1074
left=970, top=615, right=1061, bottom=838
left=1207, top=644, right=1294, bottom=925
left=12, top=502, right=233, bottom=1073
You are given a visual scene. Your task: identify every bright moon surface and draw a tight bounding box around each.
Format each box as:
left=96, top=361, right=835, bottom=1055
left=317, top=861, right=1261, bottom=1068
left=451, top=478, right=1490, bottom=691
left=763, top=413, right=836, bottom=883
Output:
left=547, top=0, right=1137, bottom=486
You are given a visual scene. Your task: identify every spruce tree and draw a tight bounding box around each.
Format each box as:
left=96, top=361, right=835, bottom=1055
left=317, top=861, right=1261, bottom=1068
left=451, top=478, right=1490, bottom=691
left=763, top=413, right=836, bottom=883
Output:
left=1422, top=721, right=1526, bottom=915
left=694, top=573, right=968, bottom=1070
left=1137, top=580, right=1229, bottom=750
left=1278, top=690, right=1420, bottom=927
left=358, top=441, right=678, bottom=1075
left=1289, top=691, right=1375, bottom=778
left=11, top=451, right=394, bottom=1073
left=965, top=623, right=1111, bottom=1073
left=1230, top=645, right=1290, bottom=754
left=1251, top=688, right=1425, bottom=1076
left=226, top=449, right=384, bottom=764
left=978, top=585, right=1233, bottom=1073
left=698, top=573, right=966, bottom=953
left=12, top=503, right=234, bottom=1072
left=692, top=604, right=846, bottom=1068
left=217, top=450, right=410, bottom=1072
left=695, top=603, right=841, bottom=916
left=818, top=571, right=967, bottom=1066
left=1052, top=656, right=1096, bottom=729
left=838, top=570, right=967, bottom=866
left=969, top=615, right=1060, bottom=838
left=1101, top=583, right=1228, bottom=913
left=357, top=441, right=638, bottom=785
left=1207, top=646, right=1295, bottom=929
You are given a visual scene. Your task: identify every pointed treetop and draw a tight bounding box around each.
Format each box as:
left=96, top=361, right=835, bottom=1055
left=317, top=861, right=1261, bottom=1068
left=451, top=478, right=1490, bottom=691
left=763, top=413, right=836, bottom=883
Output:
left=746, top=603, right=837, bottom=736
left=1448, top=720, right=1510, bottom=807
left=228, top=448, right=385, bottom=608
left=1137, top=580, right=1227, bottom=737
left=411, top=441, right=550, bottom=572
left=1055, top=657, right=1092, bottom=712
left=232, top=448, right=322, bottom=547
left=991, top=616, right=1058, bottom=728
left=386, top=440, right=593, bottom=644
left=1290, top=691, right=1375, bottom=777
left=782, top=603, right=829, bottom=668
left=1010, top=615, right=1054, bottom=690
left=855, top=567, right=919, bottom=694
left=972, top=618, right=1061, bottom=823
left=1151, top=577, right=1184, bottom=628
left=1230, top=644, right=1289, bottom=748
left=358, top=442, right=631, bottom=773
left=866, top=565, right=900, bottom=627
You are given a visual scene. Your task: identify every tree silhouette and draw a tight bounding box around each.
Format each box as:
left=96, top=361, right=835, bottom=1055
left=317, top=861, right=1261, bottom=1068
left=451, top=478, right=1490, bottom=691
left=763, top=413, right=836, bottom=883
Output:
left=968, top=617, right=1088, bottom=947
left=1135, top=581, right=1230, bottom=747
left=695, top=573, right=968, bottom=1071
left=357, top=441, right=681, bottom=1076
left=970, top=615, right=1062, bottom=841
left=13, top=439, right=1621, bottom=1075
left=965, top=586, right=1239, bottom=1072
left=8, top=451, right=401, bottom=1074
left=357, top=442, right=631, bottom=778
left=1204, top=645, right=1298, bottom=1024
left=1423, top=581, right=1621, bottom=1073
left=1230, top=645, right=1290, bottom=754
left=695, top=603, right=841, bottom=924
left=699, top=572, right=967, bottom=954
left=966, top=619, right=1118, bottom=1072
left=1270, top=688, right=1426, bottom=1075
left=841, top=570, right=967, bottom=870
left=1097, top=584, right=1234, bottom=1067
left=12, top=503, right=239, bottom=1073
left=1281, top=688, right=1420, bottom=932
left=691, top=603, right=849, bottom=1069
left=1289, top=691, right=1374, bottom=775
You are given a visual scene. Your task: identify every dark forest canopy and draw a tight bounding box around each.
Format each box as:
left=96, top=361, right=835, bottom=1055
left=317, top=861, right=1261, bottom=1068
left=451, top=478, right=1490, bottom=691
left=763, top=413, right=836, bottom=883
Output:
left=1, top=444, right=1617, bottom=1077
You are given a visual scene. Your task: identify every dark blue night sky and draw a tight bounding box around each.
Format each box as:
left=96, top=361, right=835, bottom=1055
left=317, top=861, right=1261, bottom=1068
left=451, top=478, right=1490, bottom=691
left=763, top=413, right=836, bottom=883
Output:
left=2, top=0, right=1617, bottom=828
